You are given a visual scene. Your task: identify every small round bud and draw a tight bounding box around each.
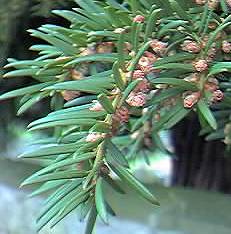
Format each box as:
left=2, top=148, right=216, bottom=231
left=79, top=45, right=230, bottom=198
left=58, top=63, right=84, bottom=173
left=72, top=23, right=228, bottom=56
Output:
left=212, top=90, right=224, bottom=101
left=132, top=70, right=145, bottom=79
left=126, top=92, right=147, bottom=107
left=150, top=40, right=168, bottom=54
left=181, top=40, right=200, bottom=53
left=134, top=79, right=150, bottom=93
left=204, top=82, right=218, bottom=92
left=222, top=41, right=231, bottom=54
left=208, top=0, right=219, bottom=9
left=226, top=0, right=231, bottom=7
left=113, top=106, right=129, bottom=123
left=133, top=15, right=145, bottom=23
left=138, top=56, right=152, bottom=67
left=183, top=92, right=200, bottom=109
left=193, top=59, right=208, bottom=72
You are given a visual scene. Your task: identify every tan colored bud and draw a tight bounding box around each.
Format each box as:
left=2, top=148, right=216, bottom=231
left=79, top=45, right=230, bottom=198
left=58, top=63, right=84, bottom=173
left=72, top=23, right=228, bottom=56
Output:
left=206, top=47, right=217, bottom=62
left=226, top=0, right=231, bottom=7
left=133, top=79, right=150, bottom=93
left=132, top=70, right=145, bottom=79
left=133, top=15, right=145, bottom=23
left=212, top=90, right=224, bottom=101
left=138, top=56, right=152, bottom=67
left=183, top=92, right=200, bottom=109
left=204, top=82, right=218, bottom=92
left=193, top=59, right=208, bottom=72
left=126, top=92, right=147, bottom=107
left=208, top=0, right=219, bottom=9
left=113, top=106, right=129, bottom=123
left=222, top=41, right=231, bottom=53
left=181, top=40, right=200, bottom=53
left=150, top=39, right=168, bottom=54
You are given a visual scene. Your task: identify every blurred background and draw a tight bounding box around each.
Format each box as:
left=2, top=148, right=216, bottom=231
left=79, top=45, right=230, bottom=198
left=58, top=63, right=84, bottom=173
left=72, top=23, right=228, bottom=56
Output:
left=0, top=1, right=231, bottom=234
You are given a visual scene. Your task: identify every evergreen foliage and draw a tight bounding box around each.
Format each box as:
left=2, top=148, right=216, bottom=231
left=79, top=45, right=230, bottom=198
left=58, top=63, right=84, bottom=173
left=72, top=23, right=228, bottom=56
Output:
left=1, top=0, right=231, bottom=233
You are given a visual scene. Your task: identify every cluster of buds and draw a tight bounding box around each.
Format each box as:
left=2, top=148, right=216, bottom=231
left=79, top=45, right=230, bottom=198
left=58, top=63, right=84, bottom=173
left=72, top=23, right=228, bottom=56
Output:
left=89, top=101, right=103, bottom=112
left=181, top=40, right=201, bottom=53
left=62, top=90, right=80, bottom=101
left=183, top=91, right=201, bottom=109
left=206, top=47, right=217, bottom=62
left=204, top=77, right=218, bottom=92
left=86, top=132, right=106, bottom=143
left=193, top=59, right=208, bottom=72
left=222, top=41, right=231, bottom=54
left=204, top=78, right=224, bottom=103
left=226, top=0, right=231, bottom=7
left=208, top=0, right=219, bottom=9
left=126, top=92, right=147, bottom=107
left=113, top=106, right=129, bottom=123
left=211, top=89, right=224, bottom=102
left=133, top=15, right=145, bottom=23
left=150, top=39, right=168, bottom=55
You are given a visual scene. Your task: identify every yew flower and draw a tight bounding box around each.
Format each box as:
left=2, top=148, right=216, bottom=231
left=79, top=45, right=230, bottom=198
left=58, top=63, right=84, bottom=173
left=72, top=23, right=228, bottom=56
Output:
left=222, top=41, right=231, bottom=54
left=150, top=39, right=168, bottom=54
left=133, top=15, right=145, bottom=23
left=126, top=92, right=147, bottom=107
left=193, top=59, right=208, bottom=72
left=114, top=107, right=129, bottom=123
left=183, top=92, right=200, bottom=109
left=212, top=90, right=224, bottom=101
left=226, top=0, right=231, bottom=7
left=133, top=70, right=145, bottom=79
left=181, top=40, right=200, bottom=53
